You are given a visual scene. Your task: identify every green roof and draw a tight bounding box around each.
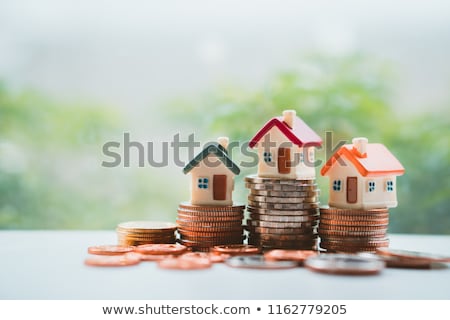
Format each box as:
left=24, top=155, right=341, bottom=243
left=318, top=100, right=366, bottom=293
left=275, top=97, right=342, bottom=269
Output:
left=183, top=143, right=241, bottom=175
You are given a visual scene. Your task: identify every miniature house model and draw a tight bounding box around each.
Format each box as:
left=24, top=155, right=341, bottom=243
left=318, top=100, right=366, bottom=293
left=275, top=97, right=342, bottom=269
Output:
left=183, top=137, right=240, bottom=206
left=321, top=137, right=405, bottom=209
left=249, top=110, right=322, bottom=179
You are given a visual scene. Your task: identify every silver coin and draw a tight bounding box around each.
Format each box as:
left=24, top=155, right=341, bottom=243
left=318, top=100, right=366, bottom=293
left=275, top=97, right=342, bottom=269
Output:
left=246, top=225, right=318, bottom=235
left=247, top=219, right=319, bottom=228
left=304, top=253, right=385, bottom=275
left=245, top=183, right=318, bottom=191
left=248, top=200, right=319, bottom=210
left=376, top=248, right=450, bottom=263
left=250, top=213, right=319, bottom=223
left=250, top=190, right=320, bottom=198
left=225, top=255, right=298, bottom=269
left=247, top=206, right=319, bottom=216
left=245, top=175, right=315, bottom=184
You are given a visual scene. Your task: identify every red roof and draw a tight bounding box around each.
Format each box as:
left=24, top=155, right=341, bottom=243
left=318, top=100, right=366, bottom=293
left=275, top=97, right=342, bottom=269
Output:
left=321, top=143, right=405, bottom=177
left=249, top=116, right=322, bottom=148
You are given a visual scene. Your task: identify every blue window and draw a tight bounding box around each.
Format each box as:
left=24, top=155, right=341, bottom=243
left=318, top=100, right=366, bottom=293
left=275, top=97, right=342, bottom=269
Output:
left=386, top=180, right=394, bottom=192
left=299, top=153, right=304, bottom=163
left=263, top=151, right=272, bottom=163
left=333, top=180, right=342, bottom=191
left=198, top=177, right=209, bottom=189
left=368, top=181, right=376, bottom=192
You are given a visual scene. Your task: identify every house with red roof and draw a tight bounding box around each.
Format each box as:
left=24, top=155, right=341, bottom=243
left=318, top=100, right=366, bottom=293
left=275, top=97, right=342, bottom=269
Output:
left=183, top=137, right=240, bottom=206
left=249, top=110, right=322, bottom=179
left=321, top=137, right=405, bottom=209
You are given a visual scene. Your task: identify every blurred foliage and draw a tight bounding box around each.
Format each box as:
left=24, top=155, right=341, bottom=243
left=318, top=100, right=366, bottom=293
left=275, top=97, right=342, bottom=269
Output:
left=1, top=53, right=449, bottom=234
left=168, top=54, right=450, bottom=234
left=0, top=84, right=178, bottom=229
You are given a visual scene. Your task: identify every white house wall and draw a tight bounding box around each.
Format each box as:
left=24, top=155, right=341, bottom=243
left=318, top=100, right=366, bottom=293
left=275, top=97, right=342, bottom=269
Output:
left=326, top=157, right=398, bottom=209
left=189, top=154, right=235, bottom=206
left=256, top=127, right=317, bottom=179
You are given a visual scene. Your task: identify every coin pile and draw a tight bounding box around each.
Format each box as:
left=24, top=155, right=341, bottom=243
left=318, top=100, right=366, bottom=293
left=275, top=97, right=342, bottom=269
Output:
left=245, top=175, right=320, bottom=250
left=176, top=202, right=245, bottom=252
left=116, top=221, right=177, bottom=246
left=319, top=207, right=389, bottom=253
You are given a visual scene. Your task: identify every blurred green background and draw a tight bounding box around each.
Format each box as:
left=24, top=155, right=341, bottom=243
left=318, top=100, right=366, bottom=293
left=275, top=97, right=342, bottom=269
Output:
left=0, top=1, right=449, bottom=233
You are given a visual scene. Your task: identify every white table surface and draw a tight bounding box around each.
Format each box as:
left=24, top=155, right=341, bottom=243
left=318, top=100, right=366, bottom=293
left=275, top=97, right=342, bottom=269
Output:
left=0, top=231, right=449, bottom=300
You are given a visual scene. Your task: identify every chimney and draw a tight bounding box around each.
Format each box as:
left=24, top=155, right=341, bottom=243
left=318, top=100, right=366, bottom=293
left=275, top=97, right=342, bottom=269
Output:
left=217, top=136, right=229, bottom=151
left=282, top=110, right=296, bottom=128
left=352, top=137, right=368, bottom=157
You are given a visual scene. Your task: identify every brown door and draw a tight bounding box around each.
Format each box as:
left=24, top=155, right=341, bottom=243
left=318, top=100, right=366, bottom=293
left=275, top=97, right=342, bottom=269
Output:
left=347, top=177, right=358, bottom=203
left=213, top=175, right=227, bottom=200
left=278, top=147, right=291, bottom=174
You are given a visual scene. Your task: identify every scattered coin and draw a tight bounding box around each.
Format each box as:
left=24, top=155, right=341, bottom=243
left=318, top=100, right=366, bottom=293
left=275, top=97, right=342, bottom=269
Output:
left=158, top=257, right=212, bottom=270
left=87, top=245, right=135, bottom=256
left=264, top=249, right=318, bottom=263
left=376, top=248, right=450, bottom=263
left=225, top=255, right=298, bottom=269
left=134, top=243, right=188, bottom=255
left=304, top=253, right=385, bottom=275
left=211, top=244, right=261, bottom=255
left=84, top=252, right=141, bottom=267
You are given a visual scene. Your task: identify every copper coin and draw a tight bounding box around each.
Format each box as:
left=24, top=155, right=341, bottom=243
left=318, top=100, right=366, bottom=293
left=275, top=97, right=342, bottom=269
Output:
left=84, top=252, right=141, bottom=267
left=376, top=248, right=450, bottom=263
left=356, top=253, right=431, bottom=269
left=118, top=239, right=176, bottom=247
left=177, top=213, right=243, bottom=222
left=211, top=244, right=261, bottom=255
left=87, top=245, right=135, bottom=256
left=176, top=225, right=243, bottom=232
left=319, top=229, right=387, bottom=237
left=320, top=216, right=389, bottom=226
left=250, top=213, right=319, bottom=223
left=117, top=221, right=177, bottom=232
left=178, top=202, right=245, bottom=211
left=225, top=255, right=298, bottom=269
left=179, top=238, right=243, bottom=247
left=134, top=243, right=188, bottom=255
left=158, top=257, right=212, bottom=270
left=264, top=249, right=318, bottom=262
left=177, top=209, right=244, bottom=217
left=320, top=213, right=389, bottom=220
left=208, top=252, right=231, bottom=263
left=320, top=207, right=389, bottom=214
left=305, top=253, right=384, bottom=275
left=138, top=254, right=174, bottom=261
left=177, top=228, right=244, bottom=236
left=176, top=219, right=243, bottom=227
left=318, top=223, right=389, bottom=231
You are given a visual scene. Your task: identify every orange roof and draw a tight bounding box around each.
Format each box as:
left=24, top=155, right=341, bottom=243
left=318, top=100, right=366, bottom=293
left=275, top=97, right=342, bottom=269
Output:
left=321, top=143, right=405, bottom=177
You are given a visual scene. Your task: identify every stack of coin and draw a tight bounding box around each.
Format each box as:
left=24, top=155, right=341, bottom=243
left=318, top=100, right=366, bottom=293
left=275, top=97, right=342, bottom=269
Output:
left=245, top=175, right=320, bottom=250
left=116, top=221, right=177, bottom=246
left=176, top=202, right=245, bottom=252
left=319, top=207, right=389, bottom=253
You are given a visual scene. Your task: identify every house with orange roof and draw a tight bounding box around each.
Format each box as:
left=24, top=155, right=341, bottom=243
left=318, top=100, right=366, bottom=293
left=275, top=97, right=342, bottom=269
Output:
left=321, top=137, right=405, bottom=209
left=249, top=110, right=322, bottom=179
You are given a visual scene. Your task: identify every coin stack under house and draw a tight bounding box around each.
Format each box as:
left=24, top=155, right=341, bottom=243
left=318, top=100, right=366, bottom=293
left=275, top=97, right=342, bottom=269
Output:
left=117, top=221, right=177, bottom=246
left=244, top=110, right=323, bottom=251
left=319, top=137, right=405, bottom=253
left=176, top=137, right=245, bottom=252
